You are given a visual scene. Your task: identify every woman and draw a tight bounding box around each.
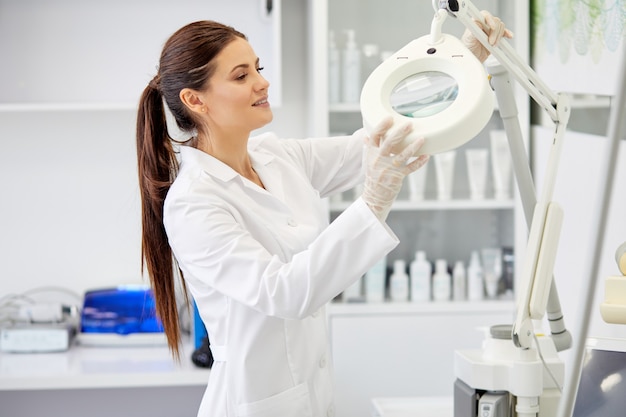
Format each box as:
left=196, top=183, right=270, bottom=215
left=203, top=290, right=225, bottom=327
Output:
left=136, top=15, right=510, bottom=417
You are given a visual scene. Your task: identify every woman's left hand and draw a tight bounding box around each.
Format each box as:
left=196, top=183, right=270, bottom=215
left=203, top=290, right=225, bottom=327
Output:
left=462, top=10, right=514, bottom=62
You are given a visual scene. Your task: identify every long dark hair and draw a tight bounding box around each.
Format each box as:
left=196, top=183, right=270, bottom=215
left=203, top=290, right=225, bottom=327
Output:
left=136, top=21, right=246, bottom=359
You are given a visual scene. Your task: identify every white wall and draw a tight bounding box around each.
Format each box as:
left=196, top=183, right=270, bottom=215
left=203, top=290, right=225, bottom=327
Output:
left=0, top=0, right=309, bottom=297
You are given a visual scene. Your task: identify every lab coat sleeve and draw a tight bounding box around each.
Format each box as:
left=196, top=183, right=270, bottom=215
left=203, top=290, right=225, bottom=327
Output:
left=281, top=129, right=367, bottom=199
left=165, top=194, right=397, bottom=320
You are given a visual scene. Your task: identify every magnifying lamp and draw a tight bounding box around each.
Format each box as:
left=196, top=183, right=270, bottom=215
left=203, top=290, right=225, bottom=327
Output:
left=360, top=9, right=493, bottom=155
left=363, top=1, right=580, bottom=416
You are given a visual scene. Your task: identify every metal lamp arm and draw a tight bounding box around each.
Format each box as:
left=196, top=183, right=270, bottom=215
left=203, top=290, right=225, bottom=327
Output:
left=440, top=0, right=560, bottom=122
left=438, top=0, right=572, bottom=350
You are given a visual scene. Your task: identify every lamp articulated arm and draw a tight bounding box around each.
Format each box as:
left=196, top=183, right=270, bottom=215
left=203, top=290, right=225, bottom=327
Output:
left=437, top=0, right=562, bottom=121
left=436, top=0, right=572, bottom=351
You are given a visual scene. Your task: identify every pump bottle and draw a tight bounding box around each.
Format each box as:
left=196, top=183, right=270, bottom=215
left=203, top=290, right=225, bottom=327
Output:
left=452, top=261, right=466, bottom=301
left=390, top=259, right=409, bottom=302
left=432, top=259, right=451, bottom=301
left=467, top=251, right=485, bottom=301
left=410, top=251, right=432, bottom=302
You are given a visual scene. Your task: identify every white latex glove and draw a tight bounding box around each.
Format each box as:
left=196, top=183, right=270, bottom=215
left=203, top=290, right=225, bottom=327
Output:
left=462, top=10, right=514, bottom=63
left=362, top=118, right=430, bottom=221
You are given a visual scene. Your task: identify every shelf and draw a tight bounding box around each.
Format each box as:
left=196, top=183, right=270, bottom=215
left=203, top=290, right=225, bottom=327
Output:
left=0, top=341, right=209, bottom=391
left=328, top=299, right=516, bottom=317
left=330, top=198, right=515, bottom=212
left=0, top=102, right=139, bottom=113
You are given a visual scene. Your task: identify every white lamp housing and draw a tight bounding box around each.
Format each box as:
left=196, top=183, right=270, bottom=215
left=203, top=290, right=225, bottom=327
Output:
left=360, top=33, right=494, bottom=155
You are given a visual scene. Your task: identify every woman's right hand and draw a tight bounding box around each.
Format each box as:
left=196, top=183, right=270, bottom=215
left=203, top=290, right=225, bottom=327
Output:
left=362, top=117, right=430, bottom=221
left=462, top=10, right=513, bottom=62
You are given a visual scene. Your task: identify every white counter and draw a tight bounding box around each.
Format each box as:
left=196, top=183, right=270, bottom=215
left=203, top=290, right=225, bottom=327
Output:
left=0, top=340, right=209, bottom=417
left=372, top=396, right=454, bottom=417
left=0, top=341, right=209, bottom=391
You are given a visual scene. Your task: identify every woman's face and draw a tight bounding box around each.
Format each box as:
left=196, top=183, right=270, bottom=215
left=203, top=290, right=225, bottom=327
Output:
left=200, top=37, right=272, bottom=135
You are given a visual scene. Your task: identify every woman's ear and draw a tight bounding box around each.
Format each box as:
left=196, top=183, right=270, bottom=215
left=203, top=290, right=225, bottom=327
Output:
left=179, top=88, right=207, bottom=114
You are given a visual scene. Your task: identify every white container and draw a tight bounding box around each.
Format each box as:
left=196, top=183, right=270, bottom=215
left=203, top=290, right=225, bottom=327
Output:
left=408, top=162, right=429, bottom=201
left=341, top=29, right=361, bottom=103
left=434, top=150, right=456, bottom=200
left=365, top=257, right=386, bottom=302
left=481, top=248, right=503, bottom=299
left=465, top=149, right=489, bottom=200
left=328, top=30, right=340, bottom=104
left=490, top=130, right=513, bottom=200
left=389, top=259, right=409, bottom=302
left=410, top=251, right=432, bottom=302
left=361, top=43, right=380, bottom=85
left=467, top=251, right=484, bottom=301
left=432, top=259, right=451, bottom=301
left=452, top=261, right=466, bottom=301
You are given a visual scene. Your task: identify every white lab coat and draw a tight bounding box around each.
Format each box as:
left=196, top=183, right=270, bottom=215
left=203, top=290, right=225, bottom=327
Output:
left=163, top=131, right=399, bottom=417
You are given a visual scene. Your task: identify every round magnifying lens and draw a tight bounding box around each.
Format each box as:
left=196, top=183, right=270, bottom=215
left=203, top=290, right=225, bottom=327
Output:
left=360, top=34, right=494, bottom=155
left=390, top=71, right=459, bottom=118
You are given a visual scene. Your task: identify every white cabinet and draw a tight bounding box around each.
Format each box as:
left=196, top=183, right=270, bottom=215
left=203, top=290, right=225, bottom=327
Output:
left=327, top=301, right=516, bottom=417
left=0, top=0, right=282, bottom=110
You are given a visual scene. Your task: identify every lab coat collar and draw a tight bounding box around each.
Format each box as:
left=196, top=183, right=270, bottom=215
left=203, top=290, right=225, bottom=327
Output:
left=178, top=134, right=284, bottom=201
left=178, top=136, right=273, bottom=181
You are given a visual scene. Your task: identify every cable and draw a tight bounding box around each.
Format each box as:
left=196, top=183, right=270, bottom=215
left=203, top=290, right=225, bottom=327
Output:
left=0, top=286, right=83, bottom=325
left=534, top=332, right=563, bottom=393
left=20, top=286, right=83, bottom=302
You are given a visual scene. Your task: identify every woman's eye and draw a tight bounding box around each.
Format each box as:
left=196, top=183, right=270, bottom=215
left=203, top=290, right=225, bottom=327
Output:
left=235, top=67, right=264, bottom=81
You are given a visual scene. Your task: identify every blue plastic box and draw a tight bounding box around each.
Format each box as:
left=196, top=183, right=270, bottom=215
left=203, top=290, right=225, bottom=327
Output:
left=80, top=285, right=164, bottom=334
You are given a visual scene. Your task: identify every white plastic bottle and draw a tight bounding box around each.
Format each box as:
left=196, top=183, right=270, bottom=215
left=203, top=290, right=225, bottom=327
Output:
left=410, top=251, right=432, bottom=302
left=467, top=251, right=485, bottom=301
left=361, top=43, right=380, bottom=85
left=389, top=260, right=409, bottom=302
left=328, top=30, right=340, bottom=104
left=432, top=259, right=451, bottom=301
left=365, top=257, right=386, bottom=303
left=341, top=29, right=361, bottom=103
left=452, top=261, right=466, bottom=301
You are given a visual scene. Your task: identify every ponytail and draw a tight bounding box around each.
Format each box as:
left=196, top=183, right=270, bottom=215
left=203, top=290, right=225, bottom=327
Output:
left=136, top=80, right=188, bottom=360
left=136, top=20, right=248, bottom=360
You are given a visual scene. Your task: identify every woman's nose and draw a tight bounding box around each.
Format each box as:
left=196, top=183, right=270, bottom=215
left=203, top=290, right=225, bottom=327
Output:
left=255, top=73, right=270, bottom=91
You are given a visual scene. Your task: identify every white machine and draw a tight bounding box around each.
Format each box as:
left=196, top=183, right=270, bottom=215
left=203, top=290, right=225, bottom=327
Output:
left=360, top=0, right=626, bottom=416
left=442, top=1, right=626, bottom=415
left=601, top=242, right=626, bottom=325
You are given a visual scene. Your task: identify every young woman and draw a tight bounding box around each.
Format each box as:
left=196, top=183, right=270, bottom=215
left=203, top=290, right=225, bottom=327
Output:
left=136, top=15, right=510, bottom=417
